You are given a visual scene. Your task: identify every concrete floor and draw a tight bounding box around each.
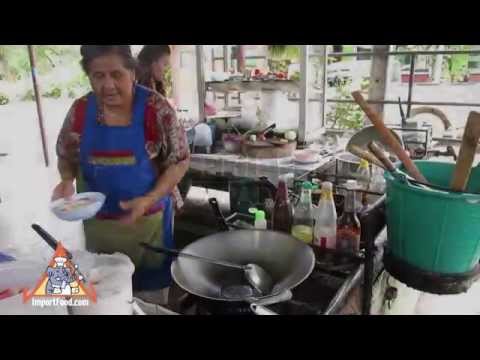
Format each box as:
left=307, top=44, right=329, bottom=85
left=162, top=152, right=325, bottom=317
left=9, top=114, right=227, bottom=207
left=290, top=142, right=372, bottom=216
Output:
left=0, top=98, right=84, bottom=262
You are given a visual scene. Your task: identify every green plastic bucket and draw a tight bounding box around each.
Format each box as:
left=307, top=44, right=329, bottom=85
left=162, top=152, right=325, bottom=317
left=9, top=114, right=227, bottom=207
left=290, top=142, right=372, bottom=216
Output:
left=385, top=161, right=480, bottom=274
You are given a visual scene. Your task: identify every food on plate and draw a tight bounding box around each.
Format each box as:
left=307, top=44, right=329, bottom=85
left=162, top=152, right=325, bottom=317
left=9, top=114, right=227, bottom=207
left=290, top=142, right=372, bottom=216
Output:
left=57, top=197, right=96, bottom=213
left=294, top=150, right=318, bottom=163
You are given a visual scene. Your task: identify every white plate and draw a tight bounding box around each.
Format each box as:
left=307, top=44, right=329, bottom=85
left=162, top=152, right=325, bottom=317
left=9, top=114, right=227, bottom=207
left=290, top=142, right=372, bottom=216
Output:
left=293, top=150, right=319, bottom=164
left=50, top=192, right=106, bottom=222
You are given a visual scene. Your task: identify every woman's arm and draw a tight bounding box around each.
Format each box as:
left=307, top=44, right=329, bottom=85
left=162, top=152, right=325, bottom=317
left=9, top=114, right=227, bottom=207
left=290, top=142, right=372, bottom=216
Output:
left=120, top=97, right=190, bottom=224
left=52, top=103, right=80, bottom=200
left=145, top=156, right=190, bottom=202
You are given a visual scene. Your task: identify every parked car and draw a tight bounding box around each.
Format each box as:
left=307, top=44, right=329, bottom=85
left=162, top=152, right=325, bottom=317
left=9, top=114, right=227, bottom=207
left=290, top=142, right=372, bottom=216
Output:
left=400, top=66, right=432, bottom=83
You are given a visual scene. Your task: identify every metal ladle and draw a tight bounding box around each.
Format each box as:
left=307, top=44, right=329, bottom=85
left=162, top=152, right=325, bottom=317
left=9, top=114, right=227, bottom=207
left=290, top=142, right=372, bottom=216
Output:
left=140, top=243, right=275, bottom=296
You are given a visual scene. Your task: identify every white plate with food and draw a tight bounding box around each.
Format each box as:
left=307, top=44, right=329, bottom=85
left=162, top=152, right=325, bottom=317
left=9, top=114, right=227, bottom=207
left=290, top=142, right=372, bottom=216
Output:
left=51, top=192, right=106, bottom=222
left=293, top=149, right=320, bottom=164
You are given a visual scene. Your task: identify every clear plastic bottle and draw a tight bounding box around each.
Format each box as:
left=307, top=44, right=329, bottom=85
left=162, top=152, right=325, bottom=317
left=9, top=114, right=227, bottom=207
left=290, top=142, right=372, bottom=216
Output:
left=370, top=165, right=386, bottom=195
left=357, top=159, right=371, bottom=190
left=249, top=208, right=267, bottom=230
left=291, top=181, right=315, bottom=244
left=313, top=182, right=337, bottom=249
left=357, top=159, right=371, bottom=212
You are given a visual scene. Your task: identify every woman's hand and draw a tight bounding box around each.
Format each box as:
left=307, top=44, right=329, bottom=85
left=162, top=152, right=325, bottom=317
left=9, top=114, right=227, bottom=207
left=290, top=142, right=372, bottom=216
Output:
left=52, top=180, right=75, bottom=201
left=119, top=196, right=156, bottom=225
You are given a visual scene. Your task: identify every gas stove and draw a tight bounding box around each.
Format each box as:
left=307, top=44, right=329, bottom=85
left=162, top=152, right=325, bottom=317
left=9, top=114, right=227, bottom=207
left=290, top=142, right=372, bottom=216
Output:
left=173, top=249, right=360, bottom=315
left=169, top=195, right=387, bottom=316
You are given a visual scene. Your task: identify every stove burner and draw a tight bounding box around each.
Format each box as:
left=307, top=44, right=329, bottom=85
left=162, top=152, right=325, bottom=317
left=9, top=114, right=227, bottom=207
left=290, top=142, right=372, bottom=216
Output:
left=221, top=285, right=254, bottom=300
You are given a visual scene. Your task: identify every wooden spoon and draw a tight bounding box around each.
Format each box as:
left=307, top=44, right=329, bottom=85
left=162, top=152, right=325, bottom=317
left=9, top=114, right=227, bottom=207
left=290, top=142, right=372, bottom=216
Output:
left=347, top=144, right=386, bottom=170
left=351, top=91, right=427, bottom=183
left=450, top=111, right=480, bottom=192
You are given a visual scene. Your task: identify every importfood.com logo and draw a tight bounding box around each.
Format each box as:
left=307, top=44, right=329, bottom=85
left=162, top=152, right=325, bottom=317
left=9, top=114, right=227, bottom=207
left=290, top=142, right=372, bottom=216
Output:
left=22, top=243, right=96, bottom=308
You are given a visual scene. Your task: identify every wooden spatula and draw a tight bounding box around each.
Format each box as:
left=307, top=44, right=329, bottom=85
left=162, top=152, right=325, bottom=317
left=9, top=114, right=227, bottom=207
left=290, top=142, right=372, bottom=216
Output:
left=351, top=91, right=427, bottom=183
left=347, top=144, right=386, bottom=170
left=450, top=111, right=480, bottom=192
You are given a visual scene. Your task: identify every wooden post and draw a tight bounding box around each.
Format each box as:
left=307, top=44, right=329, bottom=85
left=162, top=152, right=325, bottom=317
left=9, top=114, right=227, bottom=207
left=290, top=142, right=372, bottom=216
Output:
left=298, top=45, right=310, bottom=146
left=223, top=45, right=229, bottom=108
left=195, top=45, right=206, bottom=123
left=27, top=45, right=49, bottom=167
left=237, top=45, right=245, bottom=73
left=432, top=45, right=444, bottom=84
left=367, top=45, right=389, bottom=119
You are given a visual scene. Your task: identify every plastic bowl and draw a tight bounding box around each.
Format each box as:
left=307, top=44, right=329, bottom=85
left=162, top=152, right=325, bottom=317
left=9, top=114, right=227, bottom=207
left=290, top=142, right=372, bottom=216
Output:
left=294, top=149, right=319, bottom=164
left=50, top=192, right=106, bottom=222
left=222, top=133, right=243, bottom=153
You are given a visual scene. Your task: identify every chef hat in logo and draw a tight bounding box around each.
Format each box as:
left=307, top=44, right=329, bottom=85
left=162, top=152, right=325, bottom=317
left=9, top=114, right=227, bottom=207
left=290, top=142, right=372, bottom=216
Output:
left=53, top=244, right=69, bottom=266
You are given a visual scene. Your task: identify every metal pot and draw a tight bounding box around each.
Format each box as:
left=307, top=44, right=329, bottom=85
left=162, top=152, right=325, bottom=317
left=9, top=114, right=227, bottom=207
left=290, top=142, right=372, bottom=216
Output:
left=335, top=151, right=361, bottom=178
left=170, top=230, right=315, bottom=303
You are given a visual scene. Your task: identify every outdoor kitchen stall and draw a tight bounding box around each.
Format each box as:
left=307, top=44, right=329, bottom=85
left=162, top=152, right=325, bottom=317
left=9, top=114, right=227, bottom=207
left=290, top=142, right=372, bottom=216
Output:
left=1, top=45, right=480, bottom=315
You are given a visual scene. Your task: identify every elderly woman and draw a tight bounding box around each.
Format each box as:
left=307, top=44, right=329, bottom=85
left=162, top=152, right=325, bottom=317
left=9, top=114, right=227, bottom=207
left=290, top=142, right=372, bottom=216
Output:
left=52, top=45, right=190, bottom=304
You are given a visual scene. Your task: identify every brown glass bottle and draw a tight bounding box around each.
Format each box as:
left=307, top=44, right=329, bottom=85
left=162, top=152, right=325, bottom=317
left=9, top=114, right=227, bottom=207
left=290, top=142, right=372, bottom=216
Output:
left=272, top=178, right=292, bottom=233
left=336, top=180, right=361, bottom=255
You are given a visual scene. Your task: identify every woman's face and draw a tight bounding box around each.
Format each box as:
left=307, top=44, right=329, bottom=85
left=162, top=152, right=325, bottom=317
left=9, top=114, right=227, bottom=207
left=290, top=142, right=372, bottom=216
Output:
left=87, top=53, right=135, bottom=107
left=151, top=54, right=170, bottom=81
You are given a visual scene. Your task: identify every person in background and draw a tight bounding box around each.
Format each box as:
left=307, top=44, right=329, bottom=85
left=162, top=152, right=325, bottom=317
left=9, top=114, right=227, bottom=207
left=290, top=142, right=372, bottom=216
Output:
left=136, top=45, right=172, bottom=98
left=136, top=45, right=194, bottom=202
left=53, top=45, right=190, bottom=305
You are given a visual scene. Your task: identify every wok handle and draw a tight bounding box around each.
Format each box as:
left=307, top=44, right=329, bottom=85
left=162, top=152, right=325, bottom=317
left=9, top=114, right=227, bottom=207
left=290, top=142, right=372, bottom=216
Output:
left=250, top=304, right=278, bottom=315
left=139, top=243, right=245, bottom=270
left=248, top=289, right=293, bottom=307
left=31, top=224, right=72, bottom=259
left=208, top=197, right=230, bottom=232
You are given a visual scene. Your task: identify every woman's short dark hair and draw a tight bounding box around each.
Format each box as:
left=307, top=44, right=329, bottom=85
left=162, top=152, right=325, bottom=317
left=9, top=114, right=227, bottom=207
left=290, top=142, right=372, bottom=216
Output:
left=80, top=45, right=136, bottom=73
left=137, top=45, right=171, bottom=67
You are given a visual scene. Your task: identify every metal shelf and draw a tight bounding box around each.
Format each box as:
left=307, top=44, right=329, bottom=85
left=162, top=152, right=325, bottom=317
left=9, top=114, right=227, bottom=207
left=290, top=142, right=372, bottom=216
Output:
left=206, top=79, right=300, bottom=93
left=196, top=45, right=328, bottom=145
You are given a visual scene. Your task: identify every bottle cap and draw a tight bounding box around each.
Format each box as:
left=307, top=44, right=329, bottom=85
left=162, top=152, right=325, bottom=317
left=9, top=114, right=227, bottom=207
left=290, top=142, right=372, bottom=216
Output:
left=346, top=180, right=358, bottom=190
left=249, top=208, right=266, bottom=221
left=359, top=159, right=369, bottom=169
left=302, top=181, right=314, bottom=190
left=321, top=181, right=333, bottom=191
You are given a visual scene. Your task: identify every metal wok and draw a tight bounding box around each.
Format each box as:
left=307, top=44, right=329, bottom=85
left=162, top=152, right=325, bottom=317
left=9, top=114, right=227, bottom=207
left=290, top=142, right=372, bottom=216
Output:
left=171, top=230, right=315, bottom=302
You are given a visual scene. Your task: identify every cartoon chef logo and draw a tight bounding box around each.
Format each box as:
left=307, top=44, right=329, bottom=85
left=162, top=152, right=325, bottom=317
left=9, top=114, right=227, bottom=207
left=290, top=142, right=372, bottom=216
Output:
left=23, top=243, right=96, bottom=303
left=46, top=247, right=81, bottom=296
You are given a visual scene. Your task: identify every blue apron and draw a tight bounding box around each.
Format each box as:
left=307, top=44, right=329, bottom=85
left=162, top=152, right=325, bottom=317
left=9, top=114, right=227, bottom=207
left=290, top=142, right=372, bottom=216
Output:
left=79, top=85, right=174, bottom=291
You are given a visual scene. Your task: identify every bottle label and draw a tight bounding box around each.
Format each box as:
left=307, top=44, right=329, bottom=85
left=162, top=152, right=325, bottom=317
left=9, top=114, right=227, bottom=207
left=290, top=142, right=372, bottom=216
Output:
left=336, top=229, right=360, bottom=253
left=321, top=190, right=333, bottom=201
left=320, top=237, right=327, bottom=249
left=313, top=235, right=335, bottom=249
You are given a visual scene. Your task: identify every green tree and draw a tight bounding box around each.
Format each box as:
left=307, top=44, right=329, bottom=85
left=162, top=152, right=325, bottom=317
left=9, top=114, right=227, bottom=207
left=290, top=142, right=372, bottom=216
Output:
left=326, top=81, right=365, bottom=130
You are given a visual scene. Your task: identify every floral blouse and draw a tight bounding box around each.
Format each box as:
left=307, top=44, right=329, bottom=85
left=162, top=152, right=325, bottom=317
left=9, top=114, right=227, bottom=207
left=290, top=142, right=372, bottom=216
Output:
left=56, top=88, right=190, bottom=211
